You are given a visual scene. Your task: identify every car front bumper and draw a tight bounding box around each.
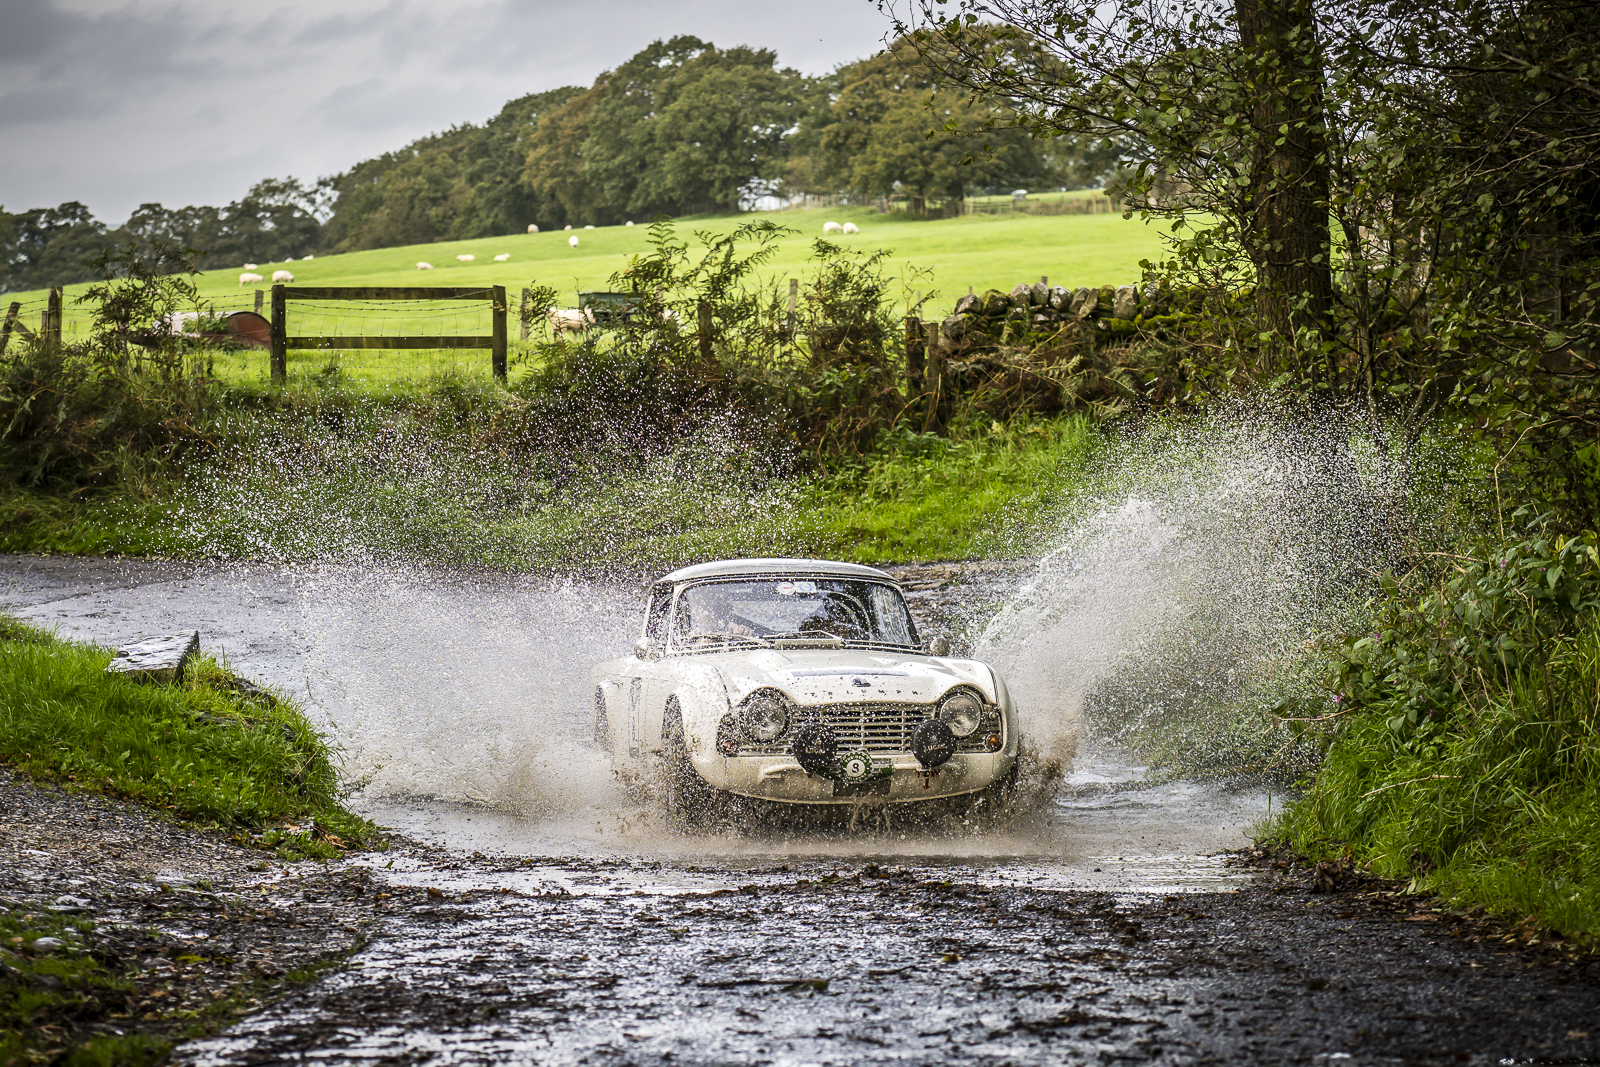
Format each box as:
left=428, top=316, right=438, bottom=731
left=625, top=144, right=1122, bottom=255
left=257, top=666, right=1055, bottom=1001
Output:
left=692, top=751, right=1016, bottom=805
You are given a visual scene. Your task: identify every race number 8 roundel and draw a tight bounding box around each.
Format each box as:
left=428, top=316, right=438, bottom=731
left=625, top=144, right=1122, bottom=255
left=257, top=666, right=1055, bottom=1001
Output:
left=839, top=751, right=874, bottom=782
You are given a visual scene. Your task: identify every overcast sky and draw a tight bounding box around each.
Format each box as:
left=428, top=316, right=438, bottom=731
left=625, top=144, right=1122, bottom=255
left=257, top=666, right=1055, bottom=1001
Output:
left=1, top=0, right=897, bottom=224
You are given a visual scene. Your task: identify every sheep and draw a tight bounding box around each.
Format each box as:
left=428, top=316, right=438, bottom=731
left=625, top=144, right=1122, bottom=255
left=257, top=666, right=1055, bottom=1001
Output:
left=272, top=270, right=294, bottom=283
left=547, top=307, right=594, bottom=337
left=841, top=222, right=860, bottom=234
left=416, top=262, right=434, bottom=270
left=564, top=225, right=572, bottom=231
left=493, top=253, right=510, bottom=262
left=823, top=221, right=843, bottom=234
left=457, top=254, right=475, bottom=262
left=569, top=235, right=580, bottom=248
left=302, top=254, right=314, bottom=260
left=625, top=220, right=634, bottom=227
left=244, top=262, right=258, bottom=270
left=239, top=272, right=264, bottom=286
left=584, top=224, right=594, bottom=230
left=283, top=257, right=295, bottom=263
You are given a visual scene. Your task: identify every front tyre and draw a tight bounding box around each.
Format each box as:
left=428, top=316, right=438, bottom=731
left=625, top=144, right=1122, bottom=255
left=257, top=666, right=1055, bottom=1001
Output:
left=966, top=761, right=1020, bottom=830
left=661, top=699, right=714, bottom=826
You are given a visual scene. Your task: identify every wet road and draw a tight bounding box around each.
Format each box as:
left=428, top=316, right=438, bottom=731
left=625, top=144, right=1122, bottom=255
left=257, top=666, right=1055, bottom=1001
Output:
left=173, top=851, right=1600, bottom=1067
left=5, top=555, right=1597, bottom=1065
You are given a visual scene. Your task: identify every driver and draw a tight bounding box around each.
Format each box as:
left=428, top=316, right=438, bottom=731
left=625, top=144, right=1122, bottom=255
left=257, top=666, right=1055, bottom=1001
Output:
left=694, top=585, right=754, bottom=637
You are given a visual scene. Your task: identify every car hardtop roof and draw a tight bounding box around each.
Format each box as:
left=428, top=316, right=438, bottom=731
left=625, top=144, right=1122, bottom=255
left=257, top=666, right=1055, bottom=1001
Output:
left=657, top=558, right=896, bottom=585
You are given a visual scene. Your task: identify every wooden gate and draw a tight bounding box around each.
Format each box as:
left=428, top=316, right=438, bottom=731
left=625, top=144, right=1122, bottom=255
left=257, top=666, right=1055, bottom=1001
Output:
left=269, top=285, right=508, bottom=382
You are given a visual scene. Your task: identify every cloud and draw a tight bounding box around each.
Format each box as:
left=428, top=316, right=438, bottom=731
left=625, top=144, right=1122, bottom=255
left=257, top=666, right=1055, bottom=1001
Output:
left=0, top=0, right=892, bottom=222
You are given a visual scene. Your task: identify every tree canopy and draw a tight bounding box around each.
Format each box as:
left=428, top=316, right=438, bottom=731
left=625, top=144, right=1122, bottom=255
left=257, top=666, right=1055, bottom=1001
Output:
left=889, top=0, right=1600, bottom=522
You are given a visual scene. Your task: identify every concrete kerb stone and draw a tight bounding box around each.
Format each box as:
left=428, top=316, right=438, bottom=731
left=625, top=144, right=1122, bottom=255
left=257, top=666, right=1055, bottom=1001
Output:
left=105, top=632, right=200, bottom=684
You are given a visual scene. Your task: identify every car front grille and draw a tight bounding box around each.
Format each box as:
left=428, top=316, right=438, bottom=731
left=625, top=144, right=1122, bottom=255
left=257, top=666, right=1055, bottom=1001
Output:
left=735, top=701, right=1000, bottom=757
left=820, top=703, right=920, bottom=754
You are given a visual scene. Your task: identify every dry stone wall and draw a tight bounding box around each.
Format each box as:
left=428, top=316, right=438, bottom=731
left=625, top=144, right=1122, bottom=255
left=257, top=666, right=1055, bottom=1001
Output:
left=937, top=281, right=1179, bottom=349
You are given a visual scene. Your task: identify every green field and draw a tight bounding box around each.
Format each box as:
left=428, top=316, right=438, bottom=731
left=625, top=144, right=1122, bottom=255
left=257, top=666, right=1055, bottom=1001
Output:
left=2, top=205, right=1168, bottom=389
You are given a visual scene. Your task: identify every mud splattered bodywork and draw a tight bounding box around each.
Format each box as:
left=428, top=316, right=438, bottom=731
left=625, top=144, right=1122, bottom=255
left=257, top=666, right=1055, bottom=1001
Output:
left=592, top=559, right=1021, bottom=807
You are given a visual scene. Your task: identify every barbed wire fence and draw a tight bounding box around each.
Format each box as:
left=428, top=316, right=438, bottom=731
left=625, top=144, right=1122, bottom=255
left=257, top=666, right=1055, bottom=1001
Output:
left=2, top=285, right=513, bottom=385
left=269, top=285, right=508, bottom=382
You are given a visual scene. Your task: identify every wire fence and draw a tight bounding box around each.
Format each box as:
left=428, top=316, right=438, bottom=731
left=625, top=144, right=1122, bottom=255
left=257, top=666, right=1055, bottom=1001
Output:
left=0, top=292, right=500, bottom=341
left=1, top=287, right=513, bottom=385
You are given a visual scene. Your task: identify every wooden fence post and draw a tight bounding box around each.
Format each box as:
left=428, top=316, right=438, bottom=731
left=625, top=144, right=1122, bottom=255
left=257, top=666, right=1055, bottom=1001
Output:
left=520, top=288, right=531, bottom=341
left=697, top=301, right=713, bottom=362
left=270, top=284, right=287, bottom=382
left=46, top=288, right=63, bottom=346
left=0, top=302, right=21, bottom=355
left=921, top=323, right=943, bottom=433
left=904, top=316, right=924, bottom=399
left=254, top=289, right=264, bottom=315
left=491, top=284, right=508, bottom=381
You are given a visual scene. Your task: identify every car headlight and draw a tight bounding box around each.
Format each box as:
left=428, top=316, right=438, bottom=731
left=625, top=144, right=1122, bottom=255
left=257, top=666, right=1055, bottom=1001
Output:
left=738, top=690, right=790, bottom=743
left=937, top=689, right=984, bottom=738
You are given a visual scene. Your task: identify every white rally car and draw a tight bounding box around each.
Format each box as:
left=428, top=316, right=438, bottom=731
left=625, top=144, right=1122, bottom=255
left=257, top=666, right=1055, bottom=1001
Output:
left=592, top=558, right=1021, bottom=815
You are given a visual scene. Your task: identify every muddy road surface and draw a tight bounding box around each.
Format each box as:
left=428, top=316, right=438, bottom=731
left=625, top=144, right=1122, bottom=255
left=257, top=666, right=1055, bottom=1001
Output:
left=3, top=555, right=1598, bottom=1065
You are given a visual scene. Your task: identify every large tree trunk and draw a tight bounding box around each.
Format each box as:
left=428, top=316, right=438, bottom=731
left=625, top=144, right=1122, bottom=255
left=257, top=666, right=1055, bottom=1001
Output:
left=1235, top=0, right=1336, bottom=384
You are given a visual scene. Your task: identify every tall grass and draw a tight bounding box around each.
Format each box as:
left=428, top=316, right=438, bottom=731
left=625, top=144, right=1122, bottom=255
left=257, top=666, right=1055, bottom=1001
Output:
left=1275, top=528, right=1600, bottom=941
left=0, top=616, right=374, bottom=858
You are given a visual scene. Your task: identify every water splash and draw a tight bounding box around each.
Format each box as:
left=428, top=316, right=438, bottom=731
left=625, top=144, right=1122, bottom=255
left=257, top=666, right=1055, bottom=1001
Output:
left=159, top=407, right=804, bottom=570
left=286, top=565, right=638, bottom=817
left=980, top=410, right=1450, bottom=780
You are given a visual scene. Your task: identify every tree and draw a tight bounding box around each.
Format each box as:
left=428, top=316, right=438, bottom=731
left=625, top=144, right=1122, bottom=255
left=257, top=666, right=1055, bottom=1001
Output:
left=326, top=88, right=580, bottom=249
left=891, top=0, right=1600, bottom=521
left=563, top=37, right=807, bottom=219
left=455, top=88, right=580, bottom=237
left=123, top=178, right=325, bottom=267
left=889, top=2, right=1338, bottom=367
left=0, top=202, right=112, bottom=293
left=522, top=83, right=613, bottom=226
left=811, top=38, right=1075, bottom=206
left=802, top=35, right=1078, bottom=206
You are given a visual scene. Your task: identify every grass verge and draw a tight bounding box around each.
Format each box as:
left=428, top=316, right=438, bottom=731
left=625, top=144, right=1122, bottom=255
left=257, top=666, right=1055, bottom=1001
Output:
left=0, top=615, right=377, bottom=860
left=809, top=415, right=1103, bottom=562
left=1270, top=530, right=1600, bottom=945
left=0, top=911, right=169, bottom=1067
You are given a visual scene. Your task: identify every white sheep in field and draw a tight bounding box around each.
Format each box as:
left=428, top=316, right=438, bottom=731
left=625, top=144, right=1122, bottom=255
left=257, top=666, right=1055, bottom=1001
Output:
left=239, top=272, right=264, bottom=286
left=283, top=257, right=295, bottom=263
left=564, top=224, right=572, bottom=231
left=244, top=262, right=258, bottom=270
left=416, top=262, right=434, bottom=270
left=272, top=270, right=294, bottom=283
left=842, top=222, right=860, bottom=234
left=493, top=253, right=510, bottom=262
left=584, top=224, right=594, bottom=230
left=547, top=307, right=594, bottom=337
left=823, top=221, right=843, bottom=234
left=457, top=254, right=475, bottom=262
left=568, top=235, right=580, bottom=248
left=625, top=220, right=634, bottom=227
left=303, top=254, right=315, bottom=260
left=528, top=224, right=539, bottom=233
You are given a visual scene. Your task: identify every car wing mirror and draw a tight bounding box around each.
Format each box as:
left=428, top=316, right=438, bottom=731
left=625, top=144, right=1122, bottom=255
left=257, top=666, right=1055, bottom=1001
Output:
left=633, top=637, right=654, bottom=660
left=926, top=636, right=950, bottom=656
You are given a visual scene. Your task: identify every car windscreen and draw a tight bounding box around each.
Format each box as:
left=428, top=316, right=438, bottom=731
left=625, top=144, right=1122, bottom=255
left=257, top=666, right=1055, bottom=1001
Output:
left=671, top=578, right=917, bottom=647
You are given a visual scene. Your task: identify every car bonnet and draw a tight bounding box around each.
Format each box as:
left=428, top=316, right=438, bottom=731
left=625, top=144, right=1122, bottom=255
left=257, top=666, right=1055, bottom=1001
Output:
left=716, top=648, right=995, bottom=706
